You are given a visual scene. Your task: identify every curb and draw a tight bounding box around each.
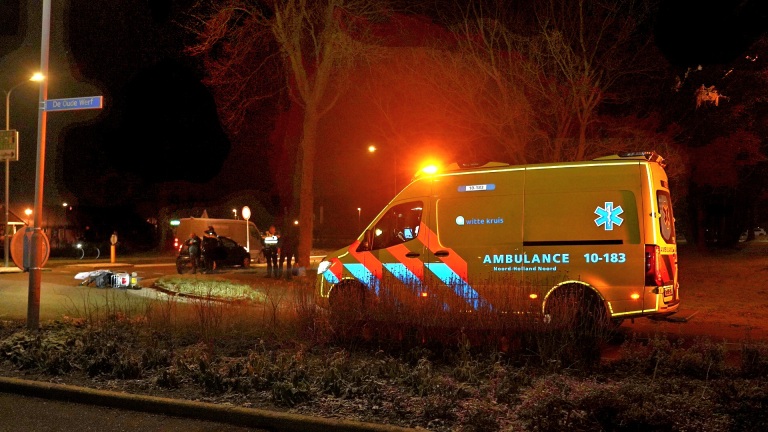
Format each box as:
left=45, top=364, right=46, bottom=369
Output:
left=0, top=266, right=23, bottom=274
left=66, top=262, right=135, bottom=269
left=0, top=376, right=419, bottom=432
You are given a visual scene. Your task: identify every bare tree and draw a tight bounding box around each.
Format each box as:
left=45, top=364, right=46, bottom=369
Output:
left=185, top=0, right=385, bottom=267
left=524, top=0, right=661, bottom=161
left=368, top=0, right=663, bottom=166
left=436, top=9, right=536, bottom=165
left=363, top=13, right=535, bottom=167
left=429, top=0, right=662, bottom=163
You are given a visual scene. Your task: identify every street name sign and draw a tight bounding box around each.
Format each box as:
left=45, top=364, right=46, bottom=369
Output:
left=45, top=96, right=103, bottom=112
left=0, top=130, right=19, bottom=161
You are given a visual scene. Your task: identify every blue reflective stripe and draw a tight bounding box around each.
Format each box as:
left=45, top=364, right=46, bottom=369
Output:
left=382, top=263, right=422, bottom=287
left=343, top=263, right=380, bottom=295
left=323, top=271, right=340, bottom=285
left=425, top=263, right=482, bottom=309
left=383, top=263, right=451, bottom=310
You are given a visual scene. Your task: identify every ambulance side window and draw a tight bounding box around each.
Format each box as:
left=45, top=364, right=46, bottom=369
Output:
left=371, top=201, right=423, bottom=250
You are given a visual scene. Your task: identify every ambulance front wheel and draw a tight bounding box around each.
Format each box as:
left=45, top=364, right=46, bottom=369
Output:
left=328, top=281, right=369, bottom=318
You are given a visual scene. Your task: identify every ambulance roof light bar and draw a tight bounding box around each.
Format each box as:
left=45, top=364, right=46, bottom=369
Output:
left=444, top=161, right=510, bottom=171
left=595, top=151, right=666, bottom=168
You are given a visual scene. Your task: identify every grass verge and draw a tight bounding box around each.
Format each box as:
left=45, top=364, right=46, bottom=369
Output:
left=0, top=271, right=767, bottom=431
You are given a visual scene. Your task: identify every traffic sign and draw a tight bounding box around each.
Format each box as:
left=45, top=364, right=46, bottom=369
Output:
left=0, top=130, right=19, bottom=161
left=45, top=96, right=103, bottom=112
left=11, top=228, right=50, bottom=270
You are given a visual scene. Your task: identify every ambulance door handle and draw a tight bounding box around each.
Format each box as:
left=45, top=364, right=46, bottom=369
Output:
left=405, top=252, right=421, bottom=258
left=434, top=250, right=450, bottom=257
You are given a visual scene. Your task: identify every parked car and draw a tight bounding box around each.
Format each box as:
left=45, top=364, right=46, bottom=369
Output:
left=176, top=235, right=251, bottom=274
left=739, top=227, right=767, bottom=242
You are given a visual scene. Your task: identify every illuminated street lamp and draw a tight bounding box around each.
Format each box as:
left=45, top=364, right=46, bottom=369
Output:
left=24, top=208, right=32, bottom=225
left=62, top=202, right=69, bottom=240
left=2, top=72, right=44, bottom=268
left=4, top=73, right=44, bottom=129
left=232, top=208, right=237, bottom=220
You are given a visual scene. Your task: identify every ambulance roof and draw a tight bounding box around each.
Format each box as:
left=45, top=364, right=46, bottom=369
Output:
left=441, top=151, right=664, bottom=174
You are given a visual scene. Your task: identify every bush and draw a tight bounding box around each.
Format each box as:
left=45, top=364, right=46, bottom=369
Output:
left=3, top=273, right=768, bottom=432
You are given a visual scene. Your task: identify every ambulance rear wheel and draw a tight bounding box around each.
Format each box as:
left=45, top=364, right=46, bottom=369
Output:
left=545, top=285, right=609, bottom=332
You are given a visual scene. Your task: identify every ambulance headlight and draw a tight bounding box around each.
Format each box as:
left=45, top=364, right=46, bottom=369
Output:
left=317, top=260, right=332, bottom=274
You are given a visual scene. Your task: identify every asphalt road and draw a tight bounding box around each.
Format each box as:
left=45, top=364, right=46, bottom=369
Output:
left=0, top=257, right=174, bottom=321
left=0, top=255, right=276, bottom=321
left=0, top=257, right=272, bottom=432
left=0, top=392, right=264, bottom=432
left=0, top=256, right=413, bottom=432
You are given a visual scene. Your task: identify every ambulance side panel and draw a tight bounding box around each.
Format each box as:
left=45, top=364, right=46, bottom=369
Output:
left=523, top=163, right=646, bottom=316
left=431, top=169, right=526, bottom=310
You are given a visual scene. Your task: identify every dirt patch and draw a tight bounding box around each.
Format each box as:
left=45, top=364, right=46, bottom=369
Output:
left=619, top=241, right=768, bottom=342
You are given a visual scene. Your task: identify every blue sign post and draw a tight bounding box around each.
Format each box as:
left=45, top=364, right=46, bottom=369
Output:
left=45, top=96, right=103, bottom=112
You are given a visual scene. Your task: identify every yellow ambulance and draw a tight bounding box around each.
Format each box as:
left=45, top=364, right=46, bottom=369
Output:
left=316, top=152, right=679, bottom=326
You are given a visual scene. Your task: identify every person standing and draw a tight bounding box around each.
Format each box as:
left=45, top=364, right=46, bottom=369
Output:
left=261, top=225, right=280, bottom=278
left=185, top=232, right=201, bottom=274
left=279, top=221, right=299, bottom=280
left=202, top=226, right=219, bottom=272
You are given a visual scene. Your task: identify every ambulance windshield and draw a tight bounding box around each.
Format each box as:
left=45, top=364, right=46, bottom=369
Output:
left=370, top=201, right=423, bottom=250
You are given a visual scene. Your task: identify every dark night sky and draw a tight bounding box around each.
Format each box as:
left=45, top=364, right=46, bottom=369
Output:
left=0, top=0, right=257, bottom=218
left=655, top=0, right=768, bottom=66
left=1, top=0, right=766, bottom=225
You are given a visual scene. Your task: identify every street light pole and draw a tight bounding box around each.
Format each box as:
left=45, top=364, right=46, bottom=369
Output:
left=28, top=0, right=52, bottom=330
left=367, top=144, right=399, bottom=197
left=3, top=73, right=44, bottom=268
left=242, top=206, right=251, bottom=253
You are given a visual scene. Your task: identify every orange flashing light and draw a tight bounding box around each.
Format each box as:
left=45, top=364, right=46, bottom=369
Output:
left=420, top=292, right=428, bottom=298
left=631, top=293, right=641, bottom=300
left=529, top=293, right=538, bottom=300
left=421, top=165, right=439, bottom=175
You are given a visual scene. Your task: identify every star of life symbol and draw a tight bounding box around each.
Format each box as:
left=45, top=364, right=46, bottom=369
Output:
left=594, top=202, right=624, bottom=231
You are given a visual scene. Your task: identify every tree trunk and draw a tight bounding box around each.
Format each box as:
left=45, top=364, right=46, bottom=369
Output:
left=297, top=108, right=319, bottom=268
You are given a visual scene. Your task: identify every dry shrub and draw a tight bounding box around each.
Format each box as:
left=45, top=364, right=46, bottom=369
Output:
left=740, top=341, right=768, bottom=377
left=322, top=276, right=616, bottom=371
